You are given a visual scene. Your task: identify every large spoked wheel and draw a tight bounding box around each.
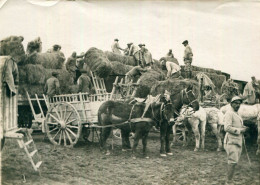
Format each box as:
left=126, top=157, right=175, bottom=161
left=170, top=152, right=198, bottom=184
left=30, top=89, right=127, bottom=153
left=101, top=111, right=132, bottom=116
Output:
left=45, top=102, right=82, bottom=147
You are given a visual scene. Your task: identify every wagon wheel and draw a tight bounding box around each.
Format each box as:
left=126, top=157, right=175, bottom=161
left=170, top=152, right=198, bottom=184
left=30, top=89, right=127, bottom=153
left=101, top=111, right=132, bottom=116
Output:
left=45, top=102, right=82, bottom=147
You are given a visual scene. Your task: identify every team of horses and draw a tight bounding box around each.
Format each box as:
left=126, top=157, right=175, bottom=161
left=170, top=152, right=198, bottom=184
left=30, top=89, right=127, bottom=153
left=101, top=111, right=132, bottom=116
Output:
left=97, top=85, right=260, bottom=157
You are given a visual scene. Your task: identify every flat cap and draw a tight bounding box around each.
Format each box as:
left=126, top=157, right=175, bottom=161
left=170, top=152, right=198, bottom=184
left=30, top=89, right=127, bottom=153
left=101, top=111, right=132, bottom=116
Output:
left=182, top=40, right=188, bottom=44
left=231, top=96, right=243, bottom=103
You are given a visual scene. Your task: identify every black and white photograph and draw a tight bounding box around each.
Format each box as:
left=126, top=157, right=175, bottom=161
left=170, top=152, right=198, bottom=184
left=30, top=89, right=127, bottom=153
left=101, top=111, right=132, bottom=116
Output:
left=0, top=0, right=259, bottom=184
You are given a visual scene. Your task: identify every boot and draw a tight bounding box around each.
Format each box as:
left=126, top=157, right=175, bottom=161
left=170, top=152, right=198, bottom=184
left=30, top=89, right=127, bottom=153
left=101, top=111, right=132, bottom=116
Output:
left=225, top=163, right=236, bottom=185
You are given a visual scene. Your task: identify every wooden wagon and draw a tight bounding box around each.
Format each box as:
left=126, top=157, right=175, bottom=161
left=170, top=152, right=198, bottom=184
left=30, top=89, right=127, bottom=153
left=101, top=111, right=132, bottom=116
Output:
left=0, top=56, right=42, bottom=171
left=27, top=73, right=141, bottom=147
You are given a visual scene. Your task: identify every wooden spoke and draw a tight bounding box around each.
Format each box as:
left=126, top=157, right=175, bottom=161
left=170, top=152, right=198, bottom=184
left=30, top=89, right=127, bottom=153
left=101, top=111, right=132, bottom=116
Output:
left=53, top=129, right=61, bottom=140
left=63, top=105, right=68, bottom=120
left=54, top=108, right=62, bottom=120
left=65, top=130, right=73, bottom=144
left=63, top=131, right=67, bottom=146
left=46, top=122, right=58, bottom=126
left=67, top=127, right=77, bottom=138
left=58, top=104, right=63, bottom=121
left=49, top=127, right=59, bottom=133
left=50, top=114, right=60, bottom=123
left=58, top=131, right=63, bottom=145
left=64, top=112, right=73, bottom=123
left=66, top=125, right=79, bottom=129
left=66, top=119, right=77, bottom=125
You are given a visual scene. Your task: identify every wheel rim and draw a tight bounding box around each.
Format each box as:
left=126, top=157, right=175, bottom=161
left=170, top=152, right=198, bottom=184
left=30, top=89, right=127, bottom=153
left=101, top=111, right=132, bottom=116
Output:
left=45, top=102, right=82, bottom=147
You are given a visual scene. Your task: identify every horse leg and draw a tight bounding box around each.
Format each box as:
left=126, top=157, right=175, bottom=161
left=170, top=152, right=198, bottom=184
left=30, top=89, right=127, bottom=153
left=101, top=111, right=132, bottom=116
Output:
left=182, top=128, right=187, bottom=147
left=100, top=127, right=112, bottom=155
left=166, top=124, right=173, bottom=155
left=160, top=121, right=167, bottom=157
left=171, top=124, right=177, bottom=146
left=200, top=120, right=206, bottom=151
left=121, top=129, right=131, bottom=151
left=191, top=120, right=200, bottom=151
left=132, top=130, right=141, bottom=159
left=211, top=124, right=223, bottom=151
left=257, top=118, right=260, bottom=155
left=142, top=131, right=149, bottom=158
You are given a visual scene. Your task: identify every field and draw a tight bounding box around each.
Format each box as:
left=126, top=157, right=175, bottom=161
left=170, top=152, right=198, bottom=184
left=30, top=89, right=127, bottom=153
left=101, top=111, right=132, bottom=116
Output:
left=1, top=131, right=259, bottom=185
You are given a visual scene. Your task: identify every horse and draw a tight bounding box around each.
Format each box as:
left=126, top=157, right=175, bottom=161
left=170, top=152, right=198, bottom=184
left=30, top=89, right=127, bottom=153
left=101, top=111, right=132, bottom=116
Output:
left=97, top=97, right=175, bottom=158
left=172, top=106, right=225, bottom=151
left=220, top=103, right=260, bottom=155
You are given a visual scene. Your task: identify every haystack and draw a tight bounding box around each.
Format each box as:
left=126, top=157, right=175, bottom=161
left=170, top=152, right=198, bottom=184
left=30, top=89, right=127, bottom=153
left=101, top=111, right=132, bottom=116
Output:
left=110, top=61, right=133, bottom=75
left=135, top=69, right=166, bottom=98
left=19, top=64, right=47, bottom=85
left=84, top=48, right=112, bottom=78
left=150, top=79, right=199, bottom=98
left=105, top=51, right=136, bottom=66
left=0, top=36, right=26, bottom=63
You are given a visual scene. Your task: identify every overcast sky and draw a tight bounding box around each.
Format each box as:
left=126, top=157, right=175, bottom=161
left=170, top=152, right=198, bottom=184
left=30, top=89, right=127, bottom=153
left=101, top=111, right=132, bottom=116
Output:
left=0, top=0, right=259, bottom=81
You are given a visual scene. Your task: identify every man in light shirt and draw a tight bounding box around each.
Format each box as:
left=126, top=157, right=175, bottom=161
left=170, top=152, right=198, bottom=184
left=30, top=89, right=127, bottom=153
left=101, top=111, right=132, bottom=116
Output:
left=161, top=58, right=181, bottom=79
left=182, top=40, right=193, bottom=79
left=111, top=38, right=124, bottom=55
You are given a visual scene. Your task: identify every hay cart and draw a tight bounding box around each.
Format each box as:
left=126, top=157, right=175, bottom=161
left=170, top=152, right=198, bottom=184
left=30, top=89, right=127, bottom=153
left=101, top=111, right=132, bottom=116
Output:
left=27, top=73, right=141, bottom=147
left=0, top=56, right=42, bottom=171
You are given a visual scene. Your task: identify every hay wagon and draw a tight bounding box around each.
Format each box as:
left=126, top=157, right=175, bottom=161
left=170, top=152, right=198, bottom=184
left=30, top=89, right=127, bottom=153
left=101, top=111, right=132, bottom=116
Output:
left=0, top=56, right=42, bottom=171
left=27, top=74, right=141, bottom=147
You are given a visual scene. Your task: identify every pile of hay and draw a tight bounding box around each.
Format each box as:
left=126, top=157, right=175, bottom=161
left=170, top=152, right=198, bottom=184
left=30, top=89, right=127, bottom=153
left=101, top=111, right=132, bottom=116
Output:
left=135, top=69, right=166, bottom=98
left=110, top=61, right=133, bottom=75
left=0, top=36, right=26, bottom=63
left=19, top=64, right=47, bottom=85
left=150, top=78, right=199, bottom=98
left=105, top=51, right=136, bottom=66
left=191, top=65, right=222, bottom=75
left=221, top=79, right=239, bottom=101
left=84, top=48, right=112, bottom=78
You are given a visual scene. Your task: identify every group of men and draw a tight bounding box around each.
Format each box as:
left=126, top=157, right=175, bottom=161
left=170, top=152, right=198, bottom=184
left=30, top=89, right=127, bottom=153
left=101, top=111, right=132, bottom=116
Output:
left=111, top=38, right=194, bottom=79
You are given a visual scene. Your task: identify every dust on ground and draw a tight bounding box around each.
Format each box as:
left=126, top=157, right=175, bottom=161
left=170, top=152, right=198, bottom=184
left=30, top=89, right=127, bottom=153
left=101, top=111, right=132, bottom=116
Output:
left=1, top=131, right=259, bottom=185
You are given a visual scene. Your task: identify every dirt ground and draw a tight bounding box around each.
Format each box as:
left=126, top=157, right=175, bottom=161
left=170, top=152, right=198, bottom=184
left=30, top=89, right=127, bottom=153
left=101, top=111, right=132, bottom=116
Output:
left=1, top=131, right=259, bottom=185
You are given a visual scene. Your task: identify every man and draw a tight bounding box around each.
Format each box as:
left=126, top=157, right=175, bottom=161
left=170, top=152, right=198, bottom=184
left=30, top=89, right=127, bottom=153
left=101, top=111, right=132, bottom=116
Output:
left=243, top=76, right=259, bottom=104
left=161, top=58, right=181, bottom=79
left=182, top=40, right=193, bottom=79
left=44, top=72, right=60, bottom=97
left=66, top=52, right=78, bottom=83
left=111, top=38, right=124, bottom=54
left=125, top=66, right=147, bottom=83
left=142, top=44, right=153, bottom=68
left=77, top=69, right=92, bottom=93
left=224, top=96, right=249, bottom=184
left=166, top=49, right=174, bottom=58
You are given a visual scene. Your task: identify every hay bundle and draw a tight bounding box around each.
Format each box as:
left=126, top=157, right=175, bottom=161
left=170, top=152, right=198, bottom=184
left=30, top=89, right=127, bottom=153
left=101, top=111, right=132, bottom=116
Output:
left=221, top=79, right=239, bottom=101
left=0, top=36, right=26, bottom=63
left=105, top=51, right=136, bottom=66
left=110, top=61, right=133, bottom=75
left=135, top=69, right=166, bottom=98
left=150, top=79, right=199, bottom=97
left=84, top=48, right=112, bottom=78
left=20, top=64, right=47, bottom=85
left=25, top=52, right=65, bottom=69
left=191, top=65, right=221, bottom=75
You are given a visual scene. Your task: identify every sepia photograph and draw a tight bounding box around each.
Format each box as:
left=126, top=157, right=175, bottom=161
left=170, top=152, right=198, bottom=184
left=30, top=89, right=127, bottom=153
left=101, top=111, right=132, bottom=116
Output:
left=0, top=0, right=259, bottom=184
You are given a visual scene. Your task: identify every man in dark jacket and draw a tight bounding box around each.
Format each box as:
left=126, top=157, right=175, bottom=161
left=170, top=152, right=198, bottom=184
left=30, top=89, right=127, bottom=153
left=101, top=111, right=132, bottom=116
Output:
left=44, top=72, right=60, bottom=97
left=77, top=69, right=92, bottom=93
left=66, top=52, right=77, bottom=83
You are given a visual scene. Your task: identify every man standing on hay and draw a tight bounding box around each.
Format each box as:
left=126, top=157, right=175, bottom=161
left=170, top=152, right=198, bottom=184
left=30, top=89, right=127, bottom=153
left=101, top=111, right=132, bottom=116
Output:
left=77, top=69, right=92, bottom=94
left=223, top=96, right=249, bottom=185
left=243, top=76, right=259, bottom=104
left=166, top=49, right=174, bottom=58
left=111, top=38, right=124, bottom=55
left=44, top=71, right=60, bottom=97
left=66, top=52, right=78, bottom=84
left=182, top=40, right=193, bottom=79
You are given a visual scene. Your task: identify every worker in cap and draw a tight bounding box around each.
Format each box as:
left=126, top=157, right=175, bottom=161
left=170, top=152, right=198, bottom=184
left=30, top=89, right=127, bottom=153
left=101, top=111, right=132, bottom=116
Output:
left=223, top=95, right=248, bottom=184
left=44, top=71, right=60, bottom=97
left=182, top=40, right=193, bottom=79
left=53, top=44, right=60, bottom=51
left=77, top=69, right=92, bottom=93
left=166, top=49, right=174, bottom=58
left=111, top=38, right=124, bottom=54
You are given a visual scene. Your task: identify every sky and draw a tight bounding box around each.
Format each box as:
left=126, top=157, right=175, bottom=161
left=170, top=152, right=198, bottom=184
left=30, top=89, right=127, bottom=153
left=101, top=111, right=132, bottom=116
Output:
left=0, top=0, right=259, bottom=82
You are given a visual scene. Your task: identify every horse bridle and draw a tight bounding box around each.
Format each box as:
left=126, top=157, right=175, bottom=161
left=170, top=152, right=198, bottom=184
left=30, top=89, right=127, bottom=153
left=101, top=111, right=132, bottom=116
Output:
left=151, top=102, right=172, bottom=125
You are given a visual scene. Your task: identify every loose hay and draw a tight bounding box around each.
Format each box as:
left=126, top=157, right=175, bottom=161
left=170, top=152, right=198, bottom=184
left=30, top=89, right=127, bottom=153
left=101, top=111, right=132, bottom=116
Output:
left=150, top=79, right=199, bottom=97
left=110, top=61, right=133, bottom=75
left=84, top=48, right=112, bottom=78
left=22, top=64, right=47, bottom=85
left=105, top=51, right=136, bottom=66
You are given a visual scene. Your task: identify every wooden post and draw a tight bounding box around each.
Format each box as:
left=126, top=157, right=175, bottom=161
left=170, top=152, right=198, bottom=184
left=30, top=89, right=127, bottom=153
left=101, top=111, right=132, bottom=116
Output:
left=200, top=77, right=204, bottom=102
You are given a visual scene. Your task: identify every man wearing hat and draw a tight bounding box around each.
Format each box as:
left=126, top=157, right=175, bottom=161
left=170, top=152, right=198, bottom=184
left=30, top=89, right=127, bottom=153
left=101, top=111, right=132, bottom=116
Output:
left=77, top=69, right=92, bottom=93
left=44, top=71, right=60, bottom=97
left=111, top=38, right=124, bottom=55
left=243, top=76, right=259, bottom=104
left=66, top=52, right=78, bottom=84
left=166, top=49, right=174, bottom=58
left=182, top=40, right=193, bottom=79
left=223, top=96, right=248, bottom=184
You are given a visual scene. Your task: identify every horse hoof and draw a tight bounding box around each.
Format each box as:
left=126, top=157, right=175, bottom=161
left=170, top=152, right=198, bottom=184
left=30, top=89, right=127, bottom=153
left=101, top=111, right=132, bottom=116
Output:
left=194, top=148, right=199, bottom=152
left=217, top=148, right=222, bottom=152
left=167, top=152, right=173, bottom=156
left=160, top=154, right=167, bottom=157
left=145, top=156, right=150, bottom=159
left=132, top=156, right=136, bottom=159
left=105, top=152, right=110, bottom=156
